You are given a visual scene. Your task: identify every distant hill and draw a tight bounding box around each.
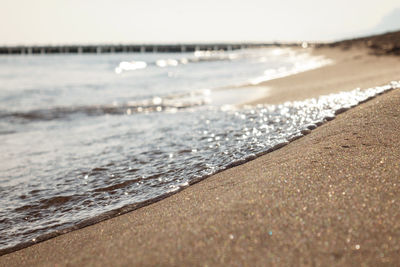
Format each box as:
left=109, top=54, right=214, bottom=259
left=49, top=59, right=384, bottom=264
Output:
left=368, top=8, right=400, bottom=35
left=334, top=8, right=400, bottom=42
left=320, top=8, right=400, bottom=56
left=321, top=30, right=400, bottom=56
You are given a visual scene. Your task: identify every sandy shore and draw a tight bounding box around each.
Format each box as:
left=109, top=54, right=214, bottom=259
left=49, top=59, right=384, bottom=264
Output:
left=1, top=45, right=400, bottom=266
left=246, top=46, right=400, bottom=105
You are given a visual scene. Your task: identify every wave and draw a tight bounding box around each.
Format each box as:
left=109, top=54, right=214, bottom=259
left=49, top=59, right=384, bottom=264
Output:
left=249, top=54, right=333, bottom=85
left=115, top=50, right=239, bottom=73
left=1, top=81, right=399, bottom=256
left=0, top=92, right=210, bottom=123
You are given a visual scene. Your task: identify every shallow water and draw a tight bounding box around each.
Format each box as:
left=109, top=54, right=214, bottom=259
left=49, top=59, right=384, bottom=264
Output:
left=0, top=48, right=397, bottom=252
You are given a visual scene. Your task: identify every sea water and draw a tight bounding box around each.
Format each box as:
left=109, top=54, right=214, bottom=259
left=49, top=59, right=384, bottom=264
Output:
left=0, top=48, right=397, bottom=253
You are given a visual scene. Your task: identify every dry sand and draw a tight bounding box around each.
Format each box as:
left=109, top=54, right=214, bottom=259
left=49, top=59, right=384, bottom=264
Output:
left=1, top=46, right=400, bottom=266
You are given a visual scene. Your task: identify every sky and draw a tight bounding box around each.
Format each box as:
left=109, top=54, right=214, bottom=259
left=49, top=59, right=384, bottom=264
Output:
left=0, top=0, right=399, bottom=45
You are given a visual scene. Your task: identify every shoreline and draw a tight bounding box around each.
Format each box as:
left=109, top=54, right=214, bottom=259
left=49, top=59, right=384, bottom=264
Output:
left=244, top=46, right=400, bottom=105
left=1, top=43, right=400, bottom=265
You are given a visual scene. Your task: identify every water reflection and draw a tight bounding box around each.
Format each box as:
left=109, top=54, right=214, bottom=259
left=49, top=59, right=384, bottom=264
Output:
left=0, top=81, right=398, bottom=252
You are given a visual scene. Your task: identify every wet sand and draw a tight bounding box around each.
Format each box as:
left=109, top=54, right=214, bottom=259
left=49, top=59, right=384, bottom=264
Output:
left=1, top=44, right=400, bottom=265
left=246, top=46, right=400, bottom=105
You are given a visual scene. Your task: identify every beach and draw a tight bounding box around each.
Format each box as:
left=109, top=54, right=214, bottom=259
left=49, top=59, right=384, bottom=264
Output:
left=247, top=46, right=400, bottom=105
left=1, top=35, right=400, bottom=266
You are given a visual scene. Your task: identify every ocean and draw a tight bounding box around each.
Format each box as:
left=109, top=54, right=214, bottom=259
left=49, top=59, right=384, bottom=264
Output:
left=0, top=47, right=397, bottom=253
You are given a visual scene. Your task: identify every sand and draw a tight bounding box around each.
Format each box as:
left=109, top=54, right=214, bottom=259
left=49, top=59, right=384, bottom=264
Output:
left=246, top=46, right=400, bottom=105
left=1, top=44, right=400, bottom=266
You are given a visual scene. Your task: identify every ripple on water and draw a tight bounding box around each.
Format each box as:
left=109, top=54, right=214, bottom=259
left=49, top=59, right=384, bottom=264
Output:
left=0, top=81, right=399, bottom=253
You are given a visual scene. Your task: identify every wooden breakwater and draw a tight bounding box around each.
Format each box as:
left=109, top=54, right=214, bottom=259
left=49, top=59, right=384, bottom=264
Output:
left=0, top=43, right=302, bottom=55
